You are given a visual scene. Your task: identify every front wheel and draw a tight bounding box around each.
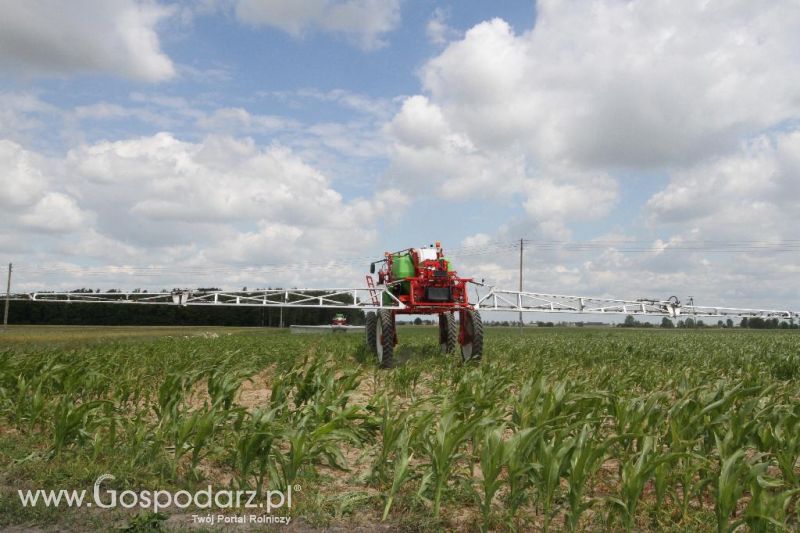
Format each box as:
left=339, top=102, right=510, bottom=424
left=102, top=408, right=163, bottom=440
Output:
left=365, top=312, right=377, bottom=353
left=375, top=309, right=395, bottom=368
left=438, top=312, right=457, bottom=354
left=459, top=310, right=483, bottom=363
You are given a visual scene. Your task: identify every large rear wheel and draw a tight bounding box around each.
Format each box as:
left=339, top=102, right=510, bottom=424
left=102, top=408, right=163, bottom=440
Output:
left=459, top=310, right=483, bottom=363
left=438, top=312, right=457, bottom=354
left=365, top=312, right=377, bottom=353
left=375, top=309, right=395, bottom=368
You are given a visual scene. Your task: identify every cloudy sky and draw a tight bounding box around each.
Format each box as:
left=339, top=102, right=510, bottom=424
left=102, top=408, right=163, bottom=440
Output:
left=1, top=0, right=799, bottom=311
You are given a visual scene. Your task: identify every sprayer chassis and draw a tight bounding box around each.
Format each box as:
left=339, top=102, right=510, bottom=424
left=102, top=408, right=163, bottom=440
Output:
left=365, top=246, right=484, bottom=367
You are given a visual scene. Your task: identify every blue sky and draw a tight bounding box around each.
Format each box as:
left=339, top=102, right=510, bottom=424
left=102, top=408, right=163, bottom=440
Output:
left=1, top=0, right=799, bottom=312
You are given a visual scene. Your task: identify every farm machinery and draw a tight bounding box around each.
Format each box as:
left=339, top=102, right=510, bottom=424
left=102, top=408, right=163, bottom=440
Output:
left=364, top=242, right=482, bottom=367
left=288, top=313, right=366, bottom=334
left=10, top=241, right=800, bottom=368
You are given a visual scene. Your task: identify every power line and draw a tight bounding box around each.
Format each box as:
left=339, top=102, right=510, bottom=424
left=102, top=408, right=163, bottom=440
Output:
left=10, top=238, right=798, bottom=279
left=11, top=242, right=521, bottom=277
left=522, top=239, right=800, bottom=254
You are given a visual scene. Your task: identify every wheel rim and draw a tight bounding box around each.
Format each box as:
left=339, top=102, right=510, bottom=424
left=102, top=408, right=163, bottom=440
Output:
left=461, top=313, right=475, bottom=361
left=462, top=314, right=474, bottom=360
left=462, top=342, right=473, bottom=359
left=375, top=316, right=383, bottom=363
left=439, top=315, right=446, bottom=353
left=440, top=313, right=456, bottom=354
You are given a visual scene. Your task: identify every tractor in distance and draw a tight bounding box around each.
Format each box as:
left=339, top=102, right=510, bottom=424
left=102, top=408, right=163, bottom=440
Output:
left=364, top=242, right=482, bottom=368
left=331, top=313, right=348, bottom=326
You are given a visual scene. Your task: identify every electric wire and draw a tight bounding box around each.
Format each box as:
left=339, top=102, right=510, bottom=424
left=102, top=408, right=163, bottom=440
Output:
left=11, top=242, right=520, bottom=278
left=10, top=239, right=799, bottom=279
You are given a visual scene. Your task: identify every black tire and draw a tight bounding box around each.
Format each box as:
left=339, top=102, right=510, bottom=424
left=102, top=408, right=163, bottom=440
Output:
left=376, top=309, right=395, bottom=368
left=460, top=310, right=483, bottom=363
left=438, top=312, right=457, bottom=354
left=365, top=312, right=377, bottom=353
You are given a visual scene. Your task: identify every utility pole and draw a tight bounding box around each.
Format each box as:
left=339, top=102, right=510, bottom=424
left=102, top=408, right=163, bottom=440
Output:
left=3, top=263, right=11, bottom=332
left=518, top=239, right=523, bottom=330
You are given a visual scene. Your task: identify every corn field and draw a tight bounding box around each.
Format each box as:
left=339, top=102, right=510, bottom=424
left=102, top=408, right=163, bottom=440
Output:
left=1, top=326, right=799, bottom=531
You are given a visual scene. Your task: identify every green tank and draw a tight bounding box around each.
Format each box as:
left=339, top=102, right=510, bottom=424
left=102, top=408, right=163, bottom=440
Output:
left=391, top=252, right=415, bottom=279
left=388, top=252, right=415, bottom=298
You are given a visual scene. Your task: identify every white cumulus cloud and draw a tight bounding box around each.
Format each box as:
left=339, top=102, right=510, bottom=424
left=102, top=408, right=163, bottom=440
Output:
left=63, top=132, right=407, bottom=265
left=647, top=130, right=800, bottom=235
left=0, top=0, right=176, bottom=81
left=417, top=2, right=800, bottom=167
left=1, top=131, right=409, bottom=288
left=233, top=0, right=401, bottom=50
left=0, top=140, right=91, bottom=234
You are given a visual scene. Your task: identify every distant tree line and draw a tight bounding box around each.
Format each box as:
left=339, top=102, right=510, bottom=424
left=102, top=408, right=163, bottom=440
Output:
left=618, top=316, right=659, bottom=328
left=8, top=288, right=365, bottom=327
left=619, top=315, right=798, bottom=329
left=738, top=317, right=798, bottom=329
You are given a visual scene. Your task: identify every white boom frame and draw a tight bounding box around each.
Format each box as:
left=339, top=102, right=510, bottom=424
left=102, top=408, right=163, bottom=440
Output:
left=19, top=288, right=405, bottom=309
left=475, top=289, right=798, bottom=320
left=12, top=287, right=798, bottom=320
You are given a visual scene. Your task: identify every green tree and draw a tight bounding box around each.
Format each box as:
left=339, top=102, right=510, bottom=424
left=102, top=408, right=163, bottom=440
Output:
left=660, top=317, right=674, bottom=328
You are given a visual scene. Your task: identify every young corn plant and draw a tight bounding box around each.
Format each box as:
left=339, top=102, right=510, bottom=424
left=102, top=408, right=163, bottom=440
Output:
left=738, top=461, right=799, bottom=532
left=381, top=432, right=414, bottom=521
left=479, top=425, right=508, bottom=532
left=389, top=365, right=423, bottom=398
left=419, top=409, right=483, bottom=519
left=188, top=407, right=229, bottom=475
left=368, top=395, right=412, bottom=485
left=608, top=393, right=668, bottom=470
left=564, top=424, right=614, bottom=532
left=768, top=410, right=800, bottom=488
left=154, top=367, right=205, bottom=425
left=511, top=376, right=569, bottom=430
left=711, top=432, right=752, bottom=533
left=11, top=375, right=46, bottom=429
left=51, top=397, right=112, bottom=456
left=119, top=411, right=163, bottom=473
left=166, top=408, right=200, bottom=476
left=450, top=364, right=513, bottom=472
left=274, top=406, right=365, bottom=491
left=607, top=435, right=677, bottom=532
left=233, top=407, right=280, bottom=492
left=533, top=433, right=575, bottom=532
left=504, top=427, right=543, bottom=528
left=206, top=364, right=254, bottom=410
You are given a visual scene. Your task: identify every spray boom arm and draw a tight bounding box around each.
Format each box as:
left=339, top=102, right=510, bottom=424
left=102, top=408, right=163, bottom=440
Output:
left=475, top=289, right=797, bottom=320
left=11, top=287, right=798, bottom=321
